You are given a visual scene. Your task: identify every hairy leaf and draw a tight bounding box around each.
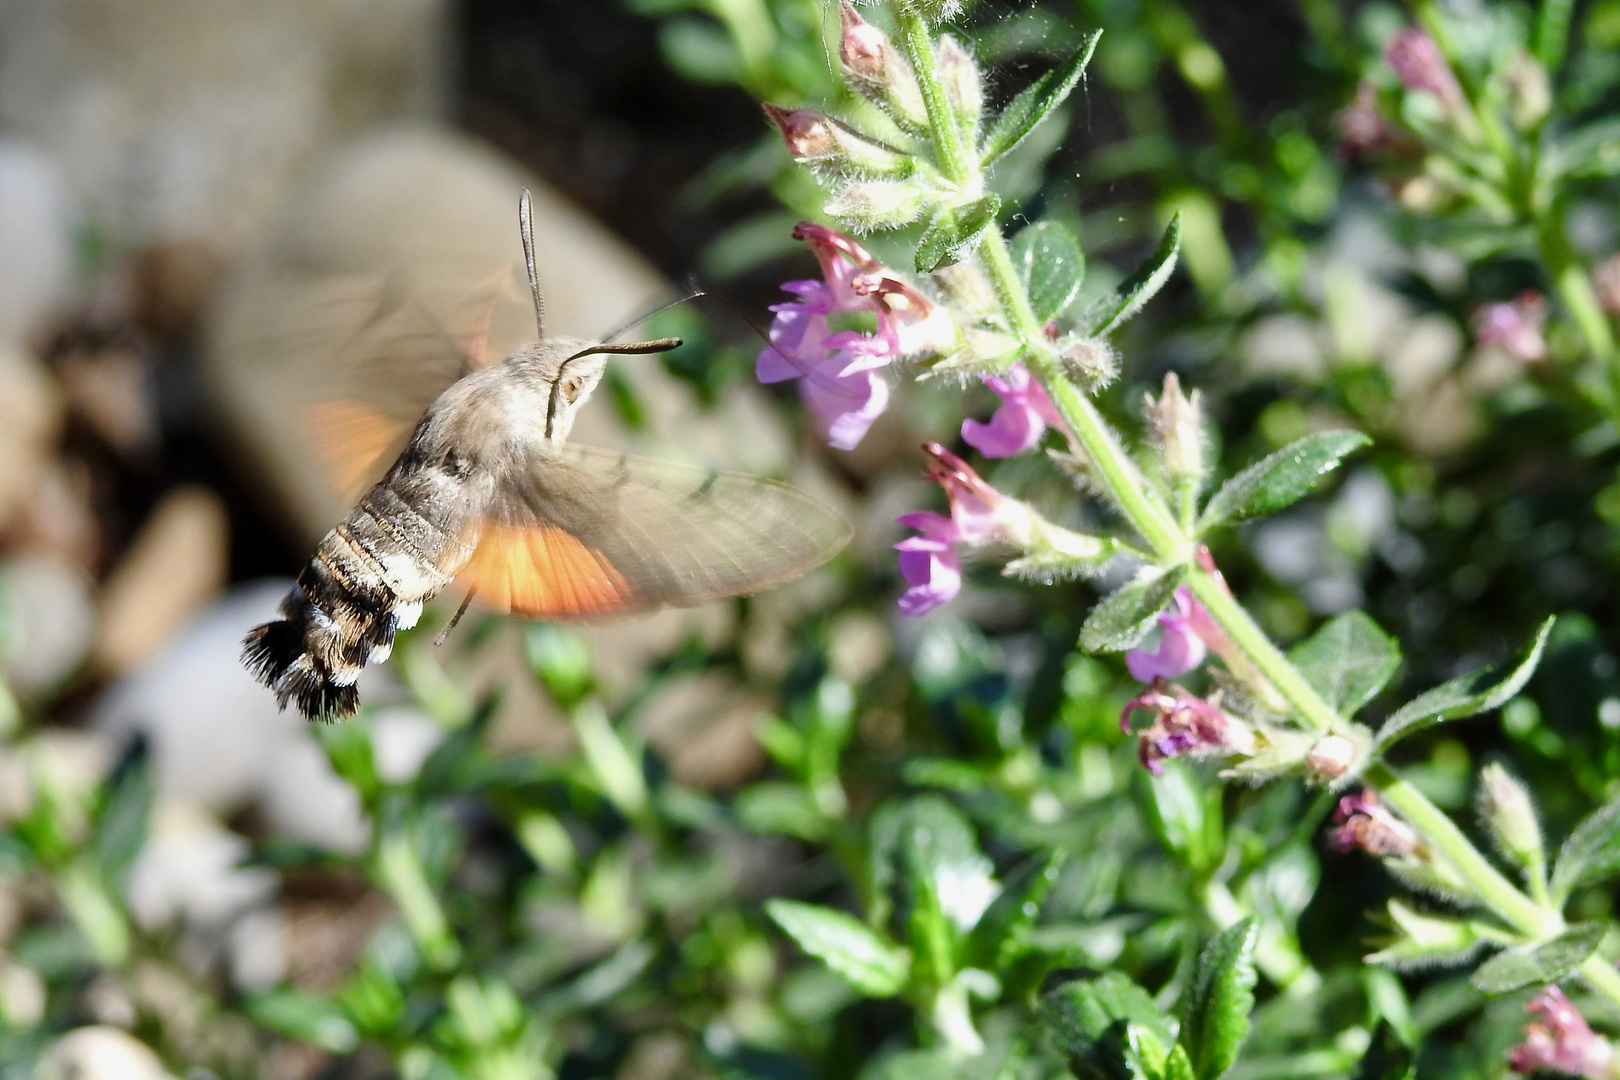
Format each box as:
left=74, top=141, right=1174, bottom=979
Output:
left=1198, top=431, right=1371, bottom=530
left=1377, top=618, right=1554, bottom=753
left=1085, top=214, right=1182, bottom=336
left=1011, top=220, right=1086, bottom=322
left=1470, top=923, right=1606, bottom=995
left=980, top=31, right=1102, bottom=166
left=765, top=900, right=908, bottom=998
left=1552, top=792, right=1620, bottom=899
left=1287, top=611, right=1401, bottom=718
left=1042, top=973, right=1176, bottom=1080
left=1179, top=919, right=1258, bottom=1080
left=915, top=195, right=1003, bottom=273
left=1079, top=568, right=1183, bottom=653
left=965, top=851, right=1063, bottom=970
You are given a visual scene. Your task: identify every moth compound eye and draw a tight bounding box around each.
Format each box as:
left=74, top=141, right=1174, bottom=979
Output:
left=560, top=377, right=585, bottom=404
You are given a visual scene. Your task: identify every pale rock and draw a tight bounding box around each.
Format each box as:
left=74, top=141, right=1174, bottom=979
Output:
left=827, top=612, right=891, bottom=685
left=0, top=138, right=74, bottom=346
left=94, top=486, right=229, bottom=675
left=37, top=1026, right=177, bottom=1080
left=0, top=957, right=45, bottom=1028
left=1383, top=313, right=1462, bottom=397
left=257, top=736, right=370, bottom=856
left=125, top=800, right=275, bottom=931
left=92, top=581, right=313, bottom=815
left=0, top=347, right=63, bottom=533
left=1240, top=314, right=1326, bottom=379
left=227, top=906, right=289, bottom=992
left=0, top=553, right=95, bottom=697
left=370, top=706, right=444, bottom=784
left=635, top=672, right=770, bottom=789
left=0, top=0, right=448, bottom=254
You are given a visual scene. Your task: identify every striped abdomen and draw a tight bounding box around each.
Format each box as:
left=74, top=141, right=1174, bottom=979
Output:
left=243, top=456, right=488, bottom=719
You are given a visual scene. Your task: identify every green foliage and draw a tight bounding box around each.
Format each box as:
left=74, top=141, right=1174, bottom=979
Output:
left=1080, top=569, right=1183, bottom=653
left=1177, top=919, right=1258, bottom=1080
left=1198, top=431, right=1372, bottom=531
left=980, top=31, right=1102, bottom=167
left=1011, top=221, right=1087, bottom=323
left=765, top=901, right=909, bottom=997
left=1287, top=611, right=1402, bottom=718
left=1376, top=619, right=1555, bottom=753
left=916, top=195, right=1003, bottom=272
left=1470, top=923, right=1608, bottom=995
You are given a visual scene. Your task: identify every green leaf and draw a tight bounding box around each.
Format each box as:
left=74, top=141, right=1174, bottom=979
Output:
left=1287, top=611, right=1401, bottom=718
left=1352, top=1022, right=1415, bottom=1080
left=1198, top=431, right=1371, bottom=530
left=1084, top=214, right=1182, bottom=337
left=1470, top=923, right=1606, bottom=995
left=1179, top=918, right=1258, bottom=1080
left=1041, top=973, right=1176, bottom=1080
left=915, top=195, right=1002, bottom=273
left=92, top=742, right=155, bottom=882
left=765, top=900, right=908, bottom=998
left=965, top=852, right=1063, bottom=970
left=1376, top=618, right=1554, bottom=753
left=1552, top=792, right=1620, bottom=898
left=243, top=989, right=360, bottom=1053
left=981, top=30, right=1102, bottom=167
left=1011, top=220, right=1085, bottom=322
left=1079, top=569, right=1184, bottom=653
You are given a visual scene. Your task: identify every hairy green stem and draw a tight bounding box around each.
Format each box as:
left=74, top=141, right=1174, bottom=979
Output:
left=1365, top=764, right=1551, bottom=937
left=895, top=10, right=973, bottom=186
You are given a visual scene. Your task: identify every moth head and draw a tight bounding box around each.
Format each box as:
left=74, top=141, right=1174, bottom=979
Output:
left=527, top=336, right=684, bottom=445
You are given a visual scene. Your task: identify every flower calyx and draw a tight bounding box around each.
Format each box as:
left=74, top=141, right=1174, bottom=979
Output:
left=837, top=3, right=928, bottom=132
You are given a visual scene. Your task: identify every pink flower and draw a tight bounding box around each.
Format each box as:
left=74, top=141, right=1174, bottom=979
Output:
left=1386, top=28, right=1463, bottom=108
left=894, top=443, right=1030, bottom=616
left=1125, top=585, right=1219, bottom=682
left=1331, top=791, right=1423, bottom=858
left=1510, top=986, right=1618, bottom=1079
left=1337, top=80, right=1402, bottom=159
left=759, top=223, right=954, bottom=450
left=1474, top=292, right=1548, bottom=361
left=960, top=363, right=1066, bottom=457
left=1120, top=681, right=1254, bottom=775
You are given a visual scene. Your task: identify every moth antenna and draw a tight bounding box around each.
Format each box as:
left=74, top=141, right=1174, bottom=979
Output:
left=519, top=189, right=546, bottom=338
left=435, top=589, right=478, bottom=647
left=697, top=286, right=774, bottom=353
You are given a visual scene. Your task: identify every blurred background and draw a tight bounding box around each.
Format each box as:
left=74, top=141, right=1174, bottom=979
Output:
left=3, top=0, right=1620, bottom=1077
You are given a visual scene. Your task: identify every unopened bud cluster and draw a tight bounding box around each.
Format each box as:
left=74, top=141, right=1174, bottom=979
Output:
left=762, top=4, right=992, bottom=234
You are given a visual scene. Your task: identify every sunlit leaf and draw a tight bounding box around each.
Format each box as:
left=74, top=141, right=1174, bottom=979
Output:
left=1376, top=618, right=1554, bottom=753
left=1011, top=220, right=1086, bottom=322
left=1471, top=923, right=1606, bottom=995
left=1179, top=918, right=1257, bottom=1080
left=1079, top=569, right=1183, bottom=653
left=1287, top=611, right=1401, bottom=718
left=1552, top=792, right=1620, bottom=899
left=1084, top=214, right=1182, bottom=336
left=915, top=195, right=1002, bottom=272
left=1198, top=431, right=1370, bottom=531
left=981, top=31, right=1102, bottom=167
left=766, top=900, right=909, bottom=998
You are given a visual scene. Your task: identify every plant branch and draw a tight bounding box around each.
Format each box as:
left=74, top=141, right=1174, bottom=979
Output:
left=894, top=9, right=973, bottom=186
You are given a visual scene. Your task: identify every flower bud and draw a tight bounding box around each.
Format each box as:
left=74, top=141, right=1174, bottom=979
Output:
left=824, top=179, right=927, bottom=232
left=1479, top=763, right=1543, bottom=869
left=1504, top=50, right=1551, bottom=132
left=1057, top=337, right=1117, bottom=389
left=935, top=35, right=982, bottom=133
left=762, top=104, right=908, bottom=176
left=1305, top=733, right=1357, bottom=781
left=1386, top=28, right=1463, bottom=110
left=1147, top=372, right=1203, bottom=484
left=1333, top=790, right=1423, bottom=859
left=838, top=3, right=928, bottom=130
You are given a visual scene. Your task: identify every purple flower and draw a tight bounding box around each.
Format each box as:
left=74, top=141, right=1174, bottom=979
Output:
left=1120, top=681, right=1254, bottom=775
left=758, top=223, right=955, bottom=450
left=894, top=443, right=1030, bottom=616
left=1474, top=292, right=1548, bottom=361
left=1510, top=986, right=1618, bottom=1079
left=1386, top=28, right=1463, bottom=108
left=1332, top=791, right=1423, bottom=858
left=1337, top=80, right=1402, bottom=159
left=960, top=363, right=1066, bottom=457
left=1125, top=585, right=1216, bottom=682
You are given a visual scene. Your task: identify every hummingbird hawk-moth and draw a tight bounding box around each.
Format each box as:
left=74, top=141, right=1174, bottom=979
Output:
left=243, top=192, right=850, bottom=720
